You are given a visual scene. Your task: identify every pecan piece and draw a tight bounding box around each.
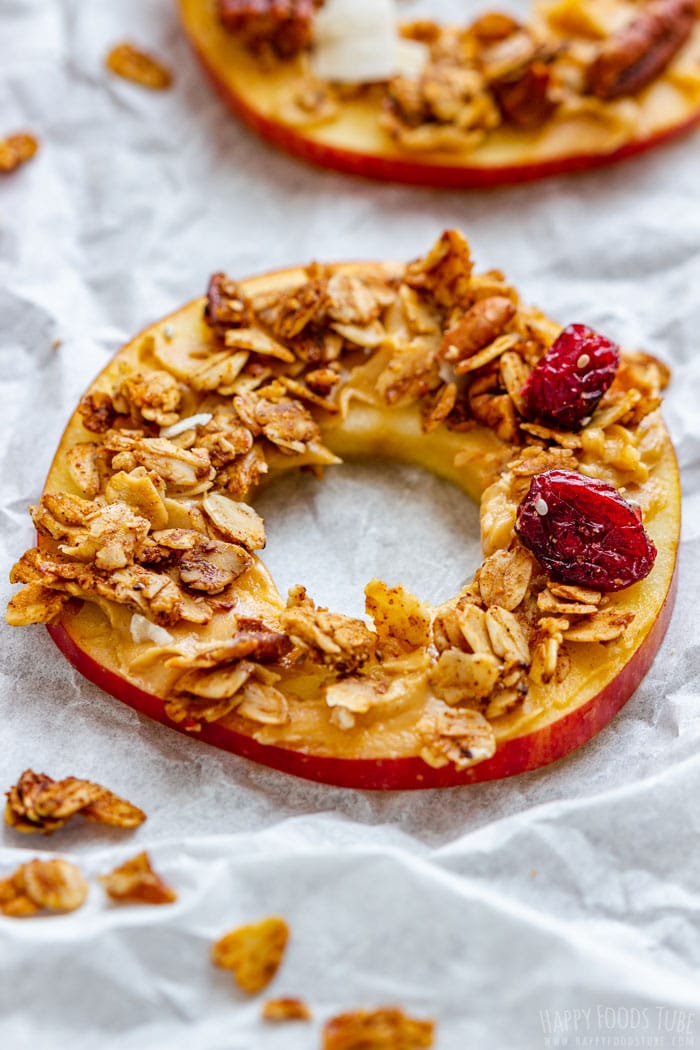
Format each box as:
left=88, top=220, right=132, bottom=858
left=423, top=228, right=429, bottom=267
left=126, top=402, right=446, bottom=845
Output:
left=106, top=42, right=173, bottom=90
left=218, top=0, right=320, bottom=59
left=589, top=0, right=697, bottom=100
left=204, top=273, right=253, bottom=339
left=440, top=296, right=516, bottom=364
left=491, top=61, right=556, bottom=128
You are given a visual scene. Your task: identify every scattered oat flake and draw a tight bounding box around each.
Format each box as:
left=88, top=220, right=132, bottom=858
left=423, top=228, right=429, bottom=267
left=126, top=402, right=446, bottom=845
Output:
left=212, top=916, right=289, bottom=994
left=4, top=769, right=146, bottom=834
left=0, top=131, right=39, bottom=174
left=323, top=1006, right=435, bottom=1049
left=262, top=997, right=312, bottom=1022
left=106, top=42, right=173, bottom=90
left=99, top=851, right=176, bottom=905
left=1, top=859, right=88, bottom=916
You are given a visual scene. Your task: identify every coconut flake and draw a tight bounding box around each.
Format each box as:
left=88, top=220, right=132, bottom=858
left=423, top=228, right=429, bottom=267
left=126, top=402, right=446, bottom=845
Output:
left=130, top=614, right=174, bottom=647
left=160, top=413, right=212, bottom=439
left=311, top=0, right=398, bottom=83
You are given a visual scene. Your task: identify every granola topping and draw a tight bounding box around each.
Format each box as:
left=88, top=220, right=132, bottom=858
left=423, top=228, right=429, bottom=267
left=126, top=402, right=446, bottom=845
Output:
left=6, top=230, right=674, bottom=773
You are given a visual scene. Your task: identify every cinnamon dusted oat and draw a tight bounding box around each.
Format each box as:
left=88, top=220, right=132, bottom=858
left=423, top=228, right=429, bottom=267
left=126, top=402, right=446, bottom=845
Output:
left=5, top=769, right=146, bottom=834
left=323, top=1006, right=435, bottom=1050
left=0, top=131, right=39, bottom=174
left=262, top=997, right=312, bottom=1021
left=99, top=852, right=177, bottom=905
left=212, top=916, right=289, bottom=994
left=0, top=859, right=88, bottom=917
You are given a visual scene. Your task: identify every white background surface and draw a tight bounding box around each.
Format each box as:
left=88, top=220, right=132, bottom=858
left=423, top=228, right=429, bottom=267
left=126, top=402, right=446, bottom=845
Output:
left=2, top=1, right=700, bottom=1047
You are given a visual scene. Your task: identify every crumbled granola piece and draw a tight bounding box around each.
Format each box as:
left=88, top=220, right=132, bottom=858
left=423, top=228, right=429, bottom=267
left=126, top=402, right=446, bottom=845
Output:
left=323, top=1006, right=435, bottom=1050
left=236, top=679, right=290, bottom=725
left=79, top=391, right=118, bottom=433
left=267, top=279, right=328, bottom=340
left=5, top=583, right=68, bottom=626
left=418, top=705, right=496, bottom=770
left=218, top=0, right=319, bottom=59
left=212, top=916, right=289, bottom=994
left=405, top=230, right=474, bottom=311
left=177, top=537, right=252, bottom=594
left=66, top=442, right=103, bottom=497
left=376, top=342, right=441, bottom=407
left=115, top=370, right=182, bottom=427
left=485, top=606, right=530, bottom=665
left=205, top=273, right=254, bottom=339
left=262, top=997, right=311, bottom=1022
left=99, top=851, right=176, bottom=905
left=0, top=131, right=39, bottom=174
left=365, top=580, right=431, bottom=657
left=4, top=769, right=146, bottom=834
left=305, top=367, right=341, bottom=396
left=428, top=649, right=501, bottom=706
left=202, top=492, right=266, bottom=550
left=106, top=42, right=173, bottom=90
left=468, top=366, right=521, bottom=444
left=0, top=866, right=39, bottom=917
left=477, top=545, right=533, bottom=611
left=234, top=391, right=320, bottom=454
left=282, top=586, right=375, bottom=674
left=563, top=607, right=634, bottom=643
left=105, top=467, right=169, bottom=530
left=22, top=858, right=89, bottom=913
left=55, top=501, right=151, bottom=572
left=106, top=433, right=215, bottom=494
left=326, top=273, right=386, bottom=327
left=422, top=382, right=458, bottom=433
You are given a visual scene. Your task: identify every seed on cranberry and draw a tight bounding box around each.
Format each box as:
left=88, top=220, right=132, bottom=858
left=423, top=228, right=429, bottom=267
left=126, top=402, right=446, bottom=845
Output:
left=521, top=324, right=620, bottom=430
left=515, top=469, right=656, bottom=592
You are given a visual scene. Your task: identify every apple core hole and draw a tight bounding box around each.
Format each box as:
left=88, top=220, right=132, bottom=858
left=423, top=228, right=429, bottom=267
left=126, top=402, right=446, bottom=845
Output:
left=254, top=459, right=482, bottom=620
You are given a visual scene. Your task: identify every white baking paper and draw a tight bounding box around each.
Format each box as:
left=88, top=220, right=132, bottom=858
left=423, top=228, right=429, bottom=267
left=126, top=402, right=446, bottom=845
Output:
left=2, top=1, right=700, bottom=1046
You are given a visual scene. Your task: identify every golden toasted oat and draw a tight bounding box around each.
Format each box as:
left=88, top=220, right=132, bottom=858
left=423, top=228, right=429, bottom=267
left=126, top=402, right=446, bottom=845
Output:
left=99, top=851, right=176, bottom=905
left=4, top=769, right=146, bottom=834
left=0, top=859, right=88, bottom=916
left=323, top=1006, right=435, bottom=1049
left=262, top=997, right=312, bottom=1022
left=106, top=42, right=173, bottom=90
left=0, top=132, right=39, bottom=174
left=212, top=916, right=289, bottom=994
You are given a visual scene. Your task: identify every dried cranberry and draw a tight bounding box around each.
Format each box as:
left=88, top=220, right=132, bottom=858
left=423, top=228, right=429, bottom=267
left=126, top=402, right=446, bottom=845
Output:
left=515, top=469, right=656, bottom=591
left=521, top=324, right=620, bottom=430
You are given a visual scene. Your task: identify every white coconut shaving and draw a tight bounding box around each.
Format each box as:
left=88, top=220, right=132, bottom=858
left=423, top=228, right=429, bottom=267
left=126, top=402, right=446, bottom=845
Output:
left=160, top=413, right=213, bottom=439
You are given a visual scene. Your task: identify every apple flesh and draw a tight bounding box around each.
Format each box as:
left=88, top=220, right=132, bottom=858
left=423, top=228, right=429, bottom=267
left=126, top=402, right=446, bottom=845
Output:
left=178, top=0, right=700, bottom=188
left=35, top=275, right=681, bottom=789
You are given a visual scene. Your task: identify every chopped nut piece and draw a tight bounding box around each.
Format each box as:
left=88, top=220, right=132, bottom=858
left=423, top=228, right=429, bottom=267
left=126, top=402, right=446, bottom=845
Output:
left=212, top=916, right=289, bottom=994
left=441, top=296, right=516, bottom=364
left=262, top=997, right=311, bottom=1022
left=4, top=769, right=146, bottom=834
left=106, top=42, right=173, bottom=90
left=0, top=131, right=39, bottom=174
left=323, top=1006, right=435, bottom=1049
left=99, top=851, right=176, bottom=905
left=405, top=229, right=474, bottom=310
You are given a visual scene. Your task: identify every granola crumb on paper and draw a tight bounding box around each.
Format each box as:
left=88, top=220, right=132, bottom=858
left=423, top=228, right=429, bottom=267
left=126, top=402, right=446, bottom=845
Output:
left=0, top=132, right=39, bottom=174
left=4, top=769, right=146, bottom=834
left=212, top=916, right=289, bottom=994
left=106, top=42, right=173, bottom=90
left=322, top=1006, right=435, bottom=1049
left=0, top=858, right=88, bottom=917
left=98, top=851, right=177, bottom=905
left=262, top=997, right=312, bottom=1022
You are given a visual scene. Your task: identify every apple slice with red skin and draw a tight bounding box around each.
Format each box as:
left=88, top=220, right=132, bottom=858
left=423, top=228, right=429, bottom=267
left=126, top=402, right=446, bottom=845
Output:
left=29, top=272, right=680, bottom=790
left=178, top=0, right=700, bottom=188
left=47, top=564, right=677, bottom=789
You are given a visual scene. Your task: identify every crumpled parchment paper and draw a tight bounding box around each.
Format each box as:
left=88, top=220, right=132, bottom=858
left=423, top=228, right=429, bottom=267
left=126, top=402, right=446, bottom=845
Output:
left=2, top=1, right=700, bottom=1047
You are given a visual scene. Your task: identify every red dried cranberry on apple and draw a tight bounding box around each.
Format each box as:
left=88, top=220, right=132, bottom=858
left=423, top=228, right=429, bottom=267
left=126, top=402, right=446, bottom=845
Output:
left=515, top=469, right=656, bottom=591
left=521, top=324, right=620, bottom=430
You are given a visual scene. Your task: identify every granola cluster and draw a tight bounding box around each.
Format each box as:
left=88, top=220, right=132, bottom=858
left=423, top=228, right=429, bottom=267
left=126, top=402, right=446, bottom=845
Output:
left=7, top=229, right=671, bottom=771
left=217, top=0, right=700, bottom=150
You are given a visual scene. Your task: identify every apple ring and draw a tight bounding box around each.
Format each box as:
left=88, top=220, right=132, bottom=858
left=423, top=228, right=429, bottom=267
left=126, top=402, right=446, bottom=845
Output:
left=177, top=0, right=700, bottom=188
left=6, top=230, right=679, bottom=788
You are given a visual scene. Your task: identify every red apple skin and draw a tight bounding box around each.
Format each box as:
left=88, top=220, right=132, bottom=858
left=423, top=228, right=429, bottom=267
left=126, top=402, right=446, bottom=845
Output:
left=46, top=560, right=677, bottom=790
left=183, top=29, right=700, bottom=188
